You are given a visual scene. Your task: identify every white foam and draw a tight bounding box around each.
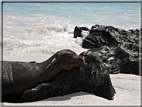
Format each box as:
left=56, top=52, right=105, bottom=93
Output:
left=76, top=37, right=83, bottom=46
left=3, top=15, right=87, bottom=57
left=81, top=30, right=90, bottom=39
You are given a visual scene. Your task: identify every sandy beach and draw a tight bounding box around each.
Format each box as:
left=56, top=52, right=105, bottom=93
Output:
left=2, top=2, right=141, bottom=107
left=2, top=73, right=141, bottom=107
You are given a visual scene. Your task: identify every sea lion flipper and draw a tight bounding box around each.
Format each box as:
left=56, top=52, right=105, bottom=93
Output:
left=2, top=62, right=13, bottom=84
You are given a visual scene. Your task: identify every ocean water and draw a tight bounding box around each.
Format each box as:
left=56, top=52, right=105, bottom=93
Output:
left=2, top=3, right=140, bottom=58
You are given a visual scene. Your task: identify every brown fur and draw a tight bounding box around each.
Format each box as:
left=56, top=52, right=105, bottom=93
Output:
left=2, top=49, right=84, bottom=102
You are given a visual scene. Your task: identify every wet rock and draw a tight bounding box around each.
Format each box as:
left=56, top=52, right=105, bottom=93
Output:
left=115, top=43, right=139, bottom=75
left=84, top=44, right=140, bottom=75
left=77, top=25, right=140, bottom=75
left=18, top=50, right=116, bottom=102
left=74, top=26, right=90, bottom=38
left=82, top=25, right=139, bottom=49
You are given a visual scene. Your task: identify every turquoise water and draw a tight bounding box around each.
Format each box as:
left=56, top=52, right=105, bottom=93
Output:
left=3, top=3, right=140, bottom=56
left=3, top=3, right=140, bottom=27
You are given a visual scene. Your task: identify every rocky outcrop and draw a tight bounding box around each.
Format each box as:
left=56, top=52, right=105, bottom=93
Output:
left=74, top=25, right=141, bottom=75
left=82, top=25, right=139, bottom=48
left=18, top=50, right=116, bottom=102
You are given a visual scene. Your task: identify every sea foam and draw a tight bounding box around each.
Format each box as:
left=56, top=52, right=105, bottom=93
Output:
left=3, top=15, right=86, bottom=57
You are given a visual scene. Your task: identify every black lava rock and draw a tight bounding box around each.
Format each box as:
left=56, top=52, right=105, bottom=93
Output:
left=74, top=26, right=89, bottom=38
left=82, top=25, right=139, bottom=49
left=79, top=25, right=140, bottom=75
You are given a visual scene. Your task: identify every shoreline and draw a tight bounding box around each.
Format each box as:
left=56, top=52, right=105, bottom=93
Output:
left=3, top=48, right=88, bottom=62
left=3, top=14, right=140, bottom=31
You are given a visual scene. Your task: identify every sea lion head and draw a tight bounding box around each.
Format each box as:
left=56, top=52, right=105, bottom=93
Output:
left=55, top=49, right=84, bottom=70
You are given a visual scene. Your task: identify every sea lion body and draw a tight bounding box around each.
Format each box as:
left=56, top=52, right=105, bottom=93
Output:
left=2, top=49, right=84, bottom=102
left=2, top=61, right=42, bottom=95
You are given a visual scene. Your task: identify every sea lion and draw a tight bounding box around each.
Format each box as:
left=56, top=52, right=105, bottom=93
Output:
left=2, top=49, right=84, bottom=102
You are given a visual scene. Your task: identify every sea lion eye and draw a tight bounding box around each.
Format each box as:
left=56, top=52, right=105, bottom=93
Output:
left=56, top=52, right=61, bottom=57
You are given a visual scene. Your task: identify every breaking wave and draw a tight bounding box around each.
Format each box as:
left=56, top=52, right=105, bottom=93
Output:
left=3, top=15, right=85, bottom=56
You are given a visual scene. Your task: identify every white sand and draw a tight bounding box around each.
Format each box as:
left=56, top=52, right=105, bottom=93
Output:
left=3, top=48, right=88, bottom=62
left=1, top=53, right=141, bottom=106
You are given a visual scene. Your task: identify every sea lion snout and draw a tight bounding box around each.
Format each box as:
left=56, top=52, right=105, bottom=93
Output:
left=73, top=56, right=84, bottom=66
